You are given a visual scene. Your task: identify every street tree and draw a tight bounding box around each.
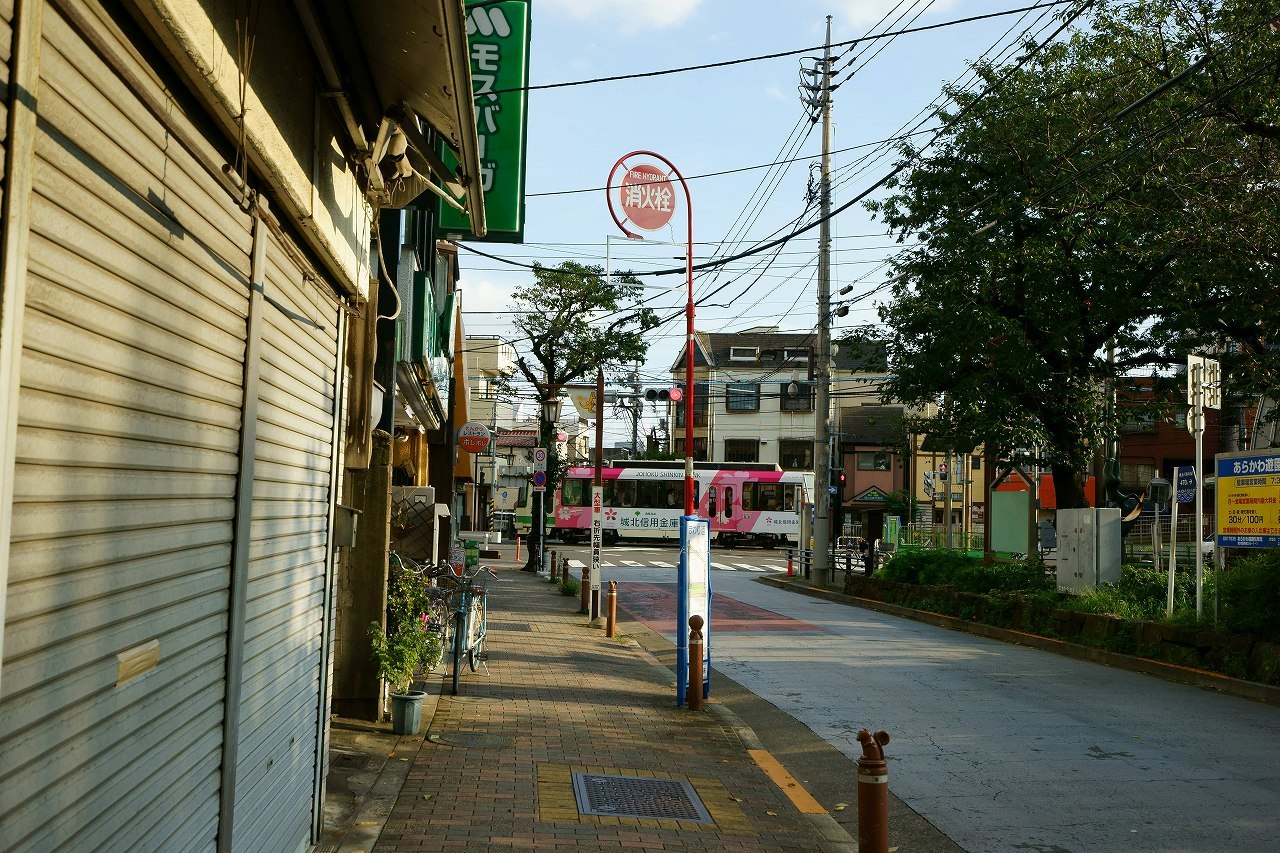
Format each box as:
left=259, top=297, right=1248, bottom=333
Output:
left=857, top=0, right=1280, bottom=508
left=509, top=260, right=658, bottom=490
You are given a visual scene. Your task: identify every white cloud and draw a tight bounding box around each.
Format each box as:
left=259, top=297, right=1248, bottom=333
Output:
left=825, top=0, right=958, bottom=31
left=456, top=275, right=518, bottom=316
left=765, top=84, right=787, bottom=103
left=539, top=0, right=703, bottom=32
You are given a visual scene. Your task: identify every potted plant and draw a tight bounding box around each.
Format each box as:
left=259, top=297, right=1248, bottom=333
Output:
left=368, top=559, right=444, bottom=735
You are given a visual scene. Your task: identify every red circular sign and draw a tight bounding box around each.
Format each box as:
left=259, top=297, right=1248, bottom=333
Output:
left=458, top=421, right=491, bottom=453
left=619, top=164, right=676, bottom=231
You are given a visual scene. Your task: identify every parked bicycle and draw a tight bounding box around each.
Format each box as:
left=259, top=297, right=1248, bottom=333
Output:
left=436, top=563, right=497, bottom=694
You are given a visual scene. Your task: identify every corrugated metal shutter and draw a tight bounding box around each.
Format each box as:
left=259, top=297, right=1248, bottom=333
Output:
left=0, top=2, right=253, bottom=851
left=231, top=230, right=342, bottom=852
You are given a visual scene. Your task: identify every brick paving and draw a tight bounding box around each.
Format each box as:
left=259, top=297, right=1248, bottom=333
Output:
left=373, top=558, right=852, bottom=852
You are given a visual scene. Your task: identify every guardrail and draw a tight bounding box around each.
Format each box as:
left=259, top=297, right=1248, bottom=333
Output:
left=785, top=544, right=879, bottom=583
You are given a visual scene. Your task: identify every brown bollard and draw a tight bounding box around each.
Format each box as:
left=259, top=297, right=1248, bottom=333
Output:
left=580, top=565, right=590, bottom=613
left=856, top=729, right=892, bottom=853
left=550, top=549, right=558, bottom=578
left=515, top=536, right=521, bottom=562
left=688, top=615, right=705, bottom=710
left=606, top=580, right=618, bottom=638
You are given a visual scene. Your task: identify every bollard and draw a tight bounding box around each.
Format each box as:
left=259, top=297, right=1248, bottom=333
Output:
left=688, top=615, right=705, bottom=711
left=515, top=535, right=521, bottom=562
left=550, top=549, right=558, bottom=579
left=580, top=564, right=590, bottom=613
left=856, top=729, right=891, bottom=853
left=786, top=549, right=794, bottom=577
left=606, top=580, right=618, bottom=638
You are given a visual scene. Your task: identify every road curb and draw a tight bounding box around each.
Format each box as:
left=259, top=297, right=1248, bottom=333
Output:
left=758, top=575, right=1280, bottom=706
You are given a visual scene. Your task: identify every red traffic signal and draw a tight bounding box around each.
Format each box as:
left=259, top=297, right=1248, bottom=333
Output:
left=645, top=387, right=683, bottom=402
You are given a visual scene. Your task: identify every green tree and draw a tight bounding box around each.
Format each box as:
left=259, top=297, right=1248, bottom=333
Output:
left=510, top=260, right=658, bottom=493
left=859, top=1, right=1280, bottom=508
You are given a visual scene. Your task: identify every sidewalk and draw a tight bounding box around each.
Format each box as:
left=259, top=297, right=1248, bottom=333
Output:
left=322, top=549, right=862, bottom=852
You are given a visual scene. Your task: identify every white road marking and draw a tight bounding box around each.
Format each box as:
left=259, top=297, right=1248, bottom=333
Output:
left=712, top=563, right=738, bottom=571
left=736, top=563, right=766, bottom=572
left=620, top=560, right=643, bottom=566
left=650, top=561, right=674, bottom=568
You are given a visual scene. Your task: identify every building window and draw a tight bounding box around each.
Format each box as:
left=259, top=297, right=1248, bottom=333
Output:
left=783, top=347, right=809, bottom=361
left=1119, top=462, right=1155, bottom=491
left=674, top=382, right=709, bottom=428
left=857, top=451, right=891, bottom=471
left=725, top=382, right=760, bottom=412
left=779, top=439, right=812, bottom=470
left=729, top=346, right=759, bottom=362
left=724, top=439, right=759, bottom=463
left=673, top=437, right=709, bottom=461
left=779, top=381, right=814, bottom=412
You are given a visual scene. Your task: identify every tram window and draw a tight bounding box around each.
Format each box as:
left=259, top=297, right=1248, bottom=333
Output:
left=708, top=486, right=717, bottom=518
left=561, top=478, right=588, bottom=507
left=723, top=486, right=734, bottom=518
left=758, top=483, right=781, bottom=511
left=783, top=486, right=796, bottom=511
left=615, top=481, right=636, bottom=507
left=663, top=483, right=680, bottom=508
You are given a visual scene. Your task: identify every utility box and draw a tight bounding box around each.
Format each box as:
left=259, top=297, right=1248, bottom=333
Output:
left=1057, top=507, right=1121, bottom=592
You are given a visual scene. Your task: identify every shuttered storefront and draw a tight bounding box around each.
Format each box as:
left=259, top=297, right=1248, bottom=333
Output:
left=231, top=229, right=343, bottom=852
left=0, top=3, right=345, bottom=851
left=0, top=2, right=252, bottom=849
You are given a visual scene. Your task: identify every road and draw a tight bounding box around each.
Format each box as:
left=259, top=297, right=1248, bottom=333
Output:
left=555, top=541, right=1280, bottom=853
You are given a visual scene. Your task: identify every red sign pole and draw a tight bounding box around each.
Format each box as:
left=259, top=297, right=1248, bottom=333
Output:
left=607, top=151, right=695, bottom=516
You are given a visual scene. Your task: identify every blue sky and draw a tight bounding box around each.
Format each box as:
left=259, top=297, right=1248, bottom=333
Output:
left=456, top=0, right=1078, bottom=444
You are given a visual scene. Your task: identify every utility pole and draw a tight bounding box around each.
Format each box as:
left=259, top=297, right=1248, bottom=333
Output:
left=812, top=16, right=835, bottom=586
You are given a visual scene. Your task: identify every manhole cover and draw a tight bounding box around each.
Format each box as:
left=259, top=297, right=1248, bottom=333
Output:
left=488, top=621, right=533, bottom=632
left=432, top=731, right=512, bottom=749
left=571, top=772, right=712, bottom=823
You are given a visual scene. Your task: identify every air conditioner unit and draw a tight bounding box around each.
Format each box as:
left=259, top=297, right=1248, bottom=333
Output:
left=507, top=465, right=531, bottom=476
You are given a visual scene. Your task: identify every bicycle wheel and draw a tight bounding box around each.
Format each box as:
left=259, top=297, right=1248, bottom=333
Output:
left=451, top=609, right=465, bottom=695
left=467, top=597, right=486, bottom=672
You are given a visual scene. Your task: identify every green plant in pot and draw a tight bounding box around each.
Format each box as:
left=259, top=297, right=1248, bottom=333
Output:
left=368, top=560, right=441, bottom=734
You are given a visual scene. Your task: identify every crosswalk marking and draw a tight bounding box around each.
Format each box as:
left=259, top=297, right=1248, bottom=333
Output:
left=650, top=561, right=674, bottom=568
left=712, top=563, right=737, bottom=571
left=620, top=560, right=642, bottom=566
left=736, top=563, right=765, bottom=572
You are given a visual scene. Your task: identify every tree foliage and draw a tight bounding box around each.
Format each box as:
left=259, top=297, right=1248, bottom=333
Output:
left=510, top=261, right=659, bottom=485
left=857, top=1, right=1280, bottom=508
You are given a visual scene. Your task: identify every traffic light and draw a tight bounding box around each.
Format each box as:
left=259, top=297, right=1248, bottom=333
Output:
left=645, top=387, right=684, bottom=402
left=838, top=471, right=847, bottom=486
left=938, top=461, right=949, bottom=483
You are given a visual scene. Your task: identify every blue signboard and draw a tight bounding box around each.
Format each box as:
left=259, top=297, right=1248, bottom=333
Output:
left=1175, top=466, right=1196, bottom=505
left=676, top=516, right=711, bottom=707
left=1216, top=451, right=1280, bottom=548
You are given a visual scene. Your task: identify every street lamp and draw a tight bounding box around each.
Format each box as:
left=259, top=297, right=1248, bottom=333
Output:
left=528, top=393, right=563, bottom=573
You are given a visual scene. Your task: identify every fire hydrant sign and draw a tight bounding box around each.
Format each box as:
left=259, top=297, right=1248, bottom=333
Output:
left=1215, top=450, right=1280, bottom=547
left=619, top=164, right=676, bottom=231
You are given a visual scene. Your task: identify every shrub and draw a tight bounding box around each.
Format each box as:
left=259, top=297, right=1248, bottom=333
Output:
left=1218, top=550, right=1280, bottom=641
left=879, top=550, right=1053, bottom=596
left=560, top=577, right=580, bottom=596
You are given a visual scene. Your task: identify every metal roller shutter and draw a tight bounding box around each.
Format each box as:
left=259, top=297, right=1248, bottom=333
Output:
left=231, top=228, right=343, bottom=853
left=0, top=2, right=252, bottom=850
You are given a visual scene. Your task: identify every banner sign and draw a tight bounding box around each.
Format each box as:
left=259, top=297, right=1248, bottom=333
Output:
left=564, top=385, right=600, bottom=421
left=590, top=485, right=603, bottom=593
left=1215, top=451, right=1280, bottom=548
left=437, top=1, right=531, bottom=241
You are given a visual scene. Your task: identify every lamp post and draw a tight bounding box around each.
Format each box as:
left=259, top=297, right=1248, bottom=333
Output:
left=527, top=391, right=562, bottom=573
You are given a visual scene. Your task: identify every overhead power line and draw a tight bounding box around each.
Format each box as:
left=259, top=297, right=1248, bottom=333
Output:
left=488, top=1, right=1077, bottom=95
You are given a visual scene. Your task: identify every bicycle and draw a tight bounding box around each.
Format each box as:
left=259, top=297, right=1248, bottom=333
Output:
left=436, top=563, right=497, bottom=694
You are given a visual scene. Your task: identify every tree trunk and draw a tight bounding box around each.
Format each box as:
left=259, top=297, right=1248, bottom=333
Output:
left=1051, top=462, right=1089, bottom=510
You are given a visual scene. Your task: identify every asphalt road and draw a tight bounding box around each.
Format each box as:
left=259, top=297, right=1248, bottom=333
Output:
left=558, top=542, right=1280, bottom=853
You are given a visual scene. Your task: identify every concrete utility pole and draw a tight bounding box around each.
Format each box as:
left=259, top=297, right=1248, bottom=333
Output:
left=813, top=16, right=835, bottom=586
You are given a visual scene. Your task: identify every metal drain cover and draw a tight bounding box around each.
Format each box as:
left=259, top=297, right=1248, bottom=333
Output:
left=487, top=621, right=532, bottom=632
left=571, top=772, right=713, bottom=823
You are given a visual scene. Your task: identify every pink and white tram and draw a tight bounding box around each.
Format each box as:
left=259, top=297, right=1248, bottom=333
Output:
left=552, top=461, right=812, bottom=548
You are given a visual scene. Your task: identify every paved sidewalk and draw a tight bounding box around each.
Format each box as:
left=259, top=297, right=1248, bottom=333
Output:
left=368, top=555, right=857, bottom=852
